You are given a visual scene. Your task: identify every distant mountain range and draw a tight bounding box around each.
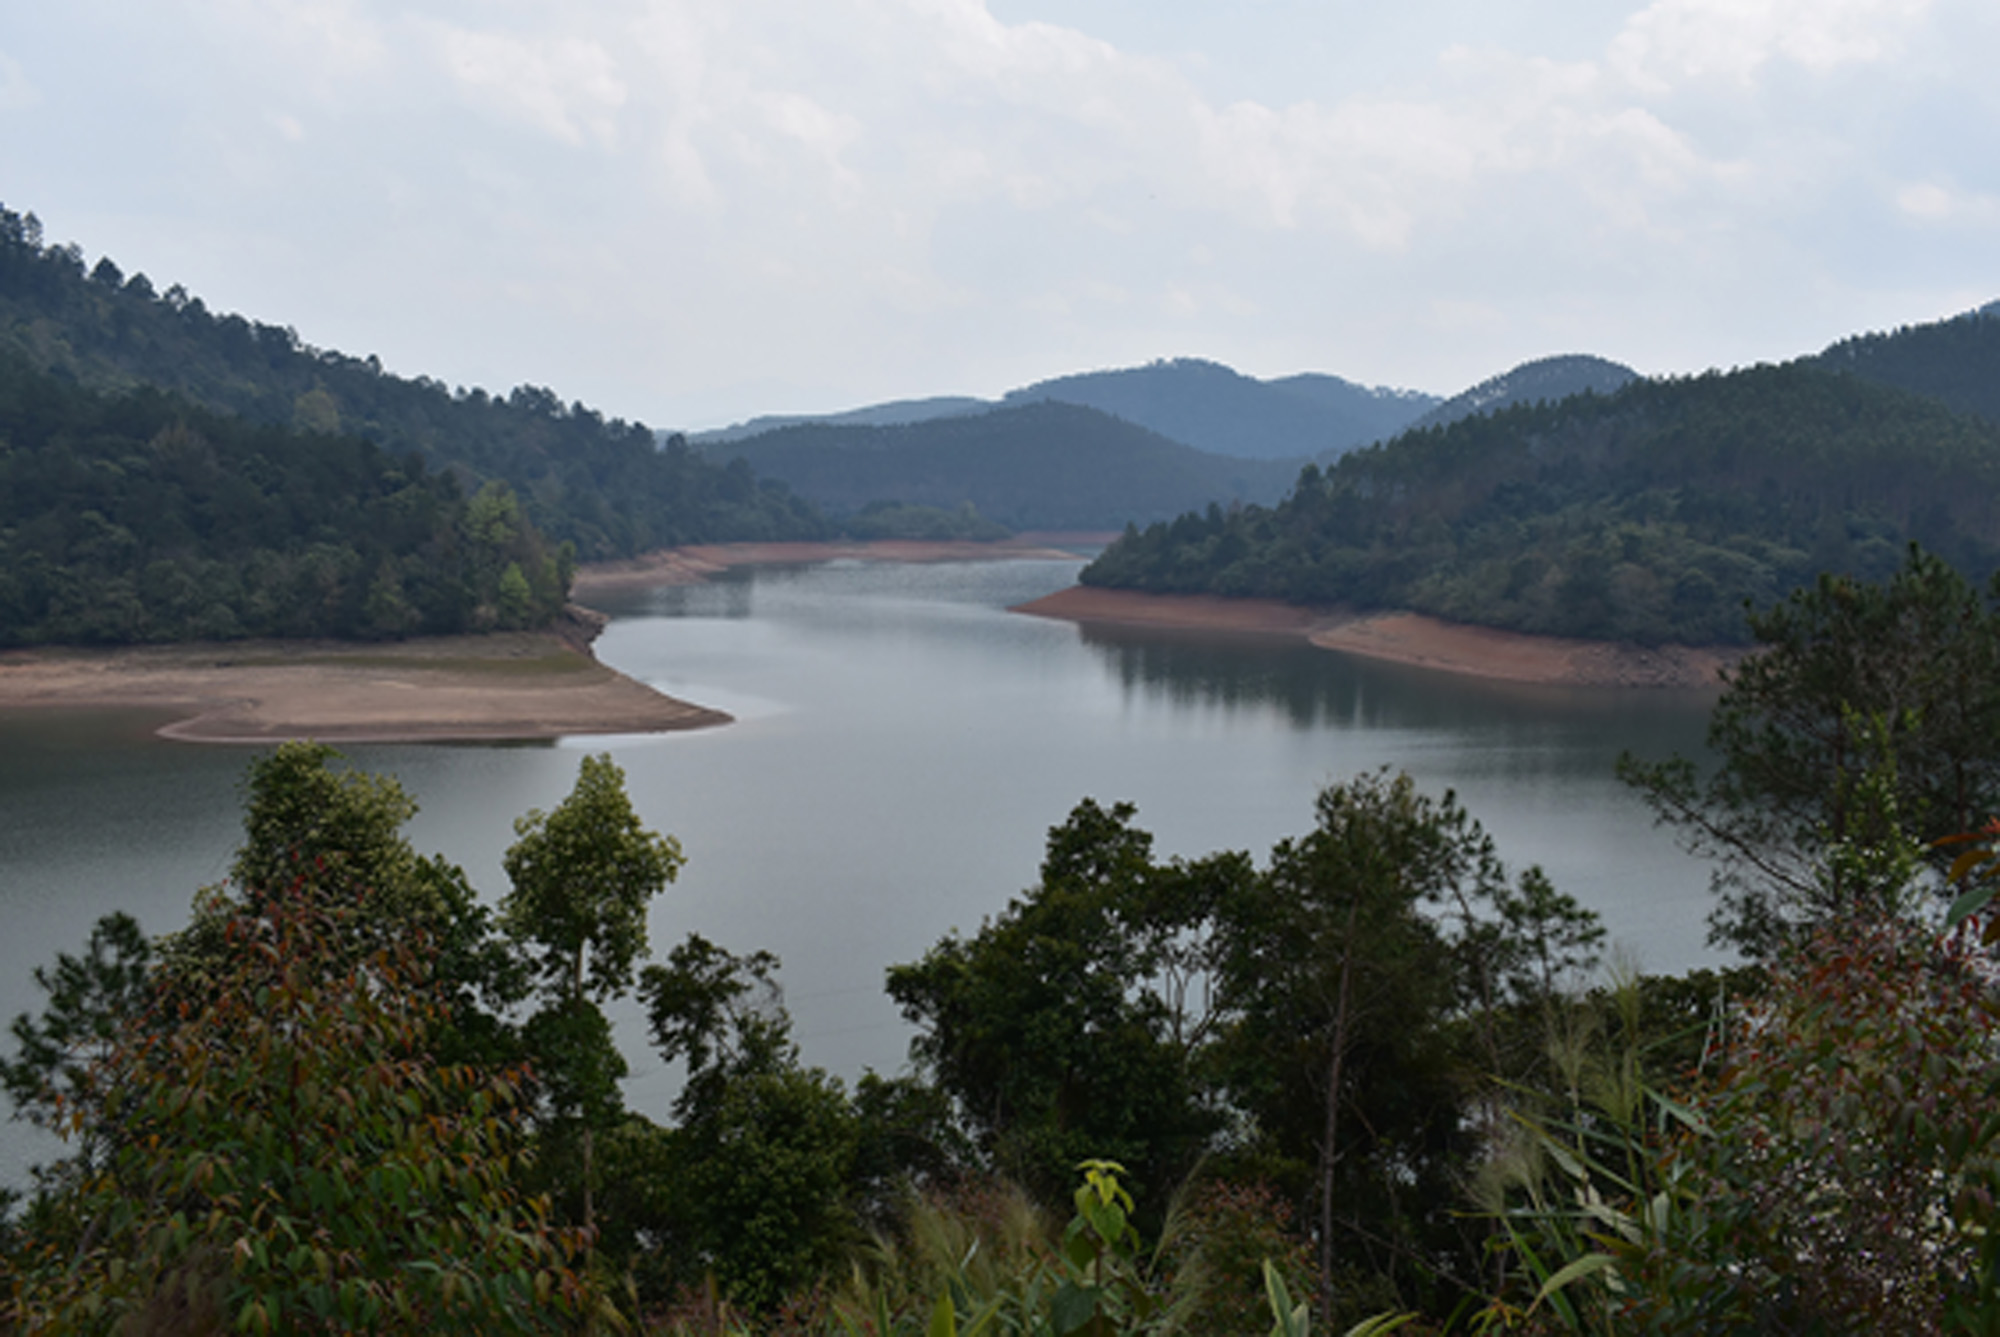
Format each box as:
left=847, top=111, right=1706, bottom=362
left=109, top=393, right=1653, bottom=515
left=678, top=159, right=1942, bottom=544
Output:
left=688, top=353, right=1652, bottom=531
left=693, top=358, right=1442, bottom=462
left=693, top=400, right=1302, bottom=532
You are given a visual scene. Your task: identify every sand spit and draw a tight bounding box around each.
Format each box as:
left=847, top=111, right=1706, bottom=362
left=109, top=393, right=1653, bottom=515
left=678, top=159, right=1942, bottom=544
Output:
left=1013, top=586, right=1741, bottom=689
left=570, top=536, right=1105, bottom=594
left=0, top=615, right=729, bottom=744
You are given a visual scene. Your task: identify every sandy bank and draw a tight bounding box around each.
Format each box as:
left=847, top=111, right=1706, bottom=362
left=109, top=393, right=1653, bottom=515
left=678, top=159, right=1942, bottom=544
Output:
left=1013, top=586, right=1741, bottom=689
left=0, top=616, right=729, bottom=744
left=572, top=536, right=1106, bottom=593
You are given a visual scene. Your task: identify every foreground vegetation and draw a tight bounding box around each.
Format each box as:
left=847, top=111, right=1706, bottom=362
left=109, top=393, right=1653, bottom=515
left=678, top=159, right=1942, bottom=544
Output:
left=7, top=548, right=2000, bottom=1332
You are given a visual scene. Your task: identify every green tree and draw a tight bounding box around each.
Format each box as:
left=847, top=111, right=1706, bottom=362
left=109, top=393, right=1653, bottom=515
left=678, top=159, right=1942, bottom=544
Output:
left=886, top=799, right=1246, bottom=1210
left=634, top=934, right=860, bottom=1310
left=1211, top=770, right=1534, bottom=1326
left=1620, top=544, right=2000, bottom=954
left=501, top=752, right=683, bottom=1230
left=207, top=741, right=526, bottom=1062
left=6, top=873, right=597, bottom=1334
left=0, top=913, right=152, bottom=1187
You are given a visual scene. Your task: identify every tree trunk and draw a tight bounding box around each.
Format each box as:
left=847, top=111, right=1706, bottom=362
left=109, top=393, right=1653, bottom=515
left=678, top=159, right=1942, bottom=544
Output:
left=1319, top=901, right=1359, bottom=1330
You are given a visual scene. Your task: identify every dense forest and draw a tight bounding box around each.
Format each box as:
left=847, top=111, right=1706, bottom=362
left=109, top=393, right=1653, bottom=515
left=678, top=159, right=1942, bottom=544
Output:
left=702, top=399, right=1303, bottom=531
left=1813, top=302, right=2000, bottom=424
left=0, top=204, right=826, bottom=563
left=7, top=552, right=2000, bottom=1333
left=1084, top=359, right=2000, bottom=644
left=0, top=351, right=572, bottom=645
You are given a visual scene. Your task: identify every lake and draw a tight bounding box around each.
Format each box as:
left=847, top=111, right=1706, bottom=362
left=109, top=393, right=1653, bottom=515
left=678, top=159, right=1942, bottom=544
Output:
left=0, top=557, right=1725, bottom=1185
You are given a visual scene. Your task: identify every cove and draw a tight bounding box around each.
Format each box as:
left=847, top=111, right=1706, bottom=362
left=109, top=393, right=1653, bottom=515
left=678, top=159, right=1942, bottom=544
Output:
left=0, top=556, right=1724, bottom=1185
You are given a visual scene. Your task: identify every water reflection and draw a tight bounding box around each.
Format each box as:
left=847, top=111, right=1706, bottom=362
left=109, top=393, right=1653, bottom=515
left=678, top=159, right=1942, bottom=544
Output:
left=1077, top=622, right=1715, bottom=780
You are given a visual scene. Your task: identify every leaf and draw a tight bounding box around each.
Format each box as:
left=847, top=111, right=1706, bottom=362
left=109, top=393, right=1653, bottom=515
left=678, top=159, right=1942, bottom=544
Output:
left=1530, top=1251, right=1620, bottom=1310
left=1948, top=883, right=1996, bottom=929
left=1342, top=1315, right=1416, bottom=1337
left=927, top=1292, right=959, bottom=1337
left=1051, top=1281, right=1100, bottom=1336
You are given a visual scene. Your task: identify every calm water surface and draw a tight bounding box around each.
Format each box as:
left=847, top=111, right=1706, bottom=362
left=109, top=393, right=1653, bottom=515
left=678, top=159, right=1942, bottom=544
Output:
left=0, top=558, right=1724, bottom=1184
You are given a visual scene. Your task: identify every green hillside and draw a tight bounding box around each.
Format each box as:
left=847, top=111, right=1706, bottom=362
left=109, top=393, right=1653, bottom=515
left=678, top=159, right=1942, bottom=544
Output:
left=1083, top=362, right=2000, bottom=645
left=706, top=399, right=1303, bottom=531
left=0, top=204, right=826, bottom=561
left=0, top=352, right=570, bottom=646
left=1812, top=304, right=2000, bottom=424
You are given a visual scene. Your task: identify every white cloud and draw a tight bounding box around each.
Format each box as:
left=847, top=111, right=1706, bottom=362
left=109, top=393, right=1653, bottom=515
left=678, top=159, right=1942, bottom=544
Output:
left=432, top=26, right=627, bottom=147
left=0, top=51, right=39, bottom=110
left=4, top=0, right=1986, bottom=421
left=1610, top=0, right=1933, bottom=89
left=1897, top=181, right=2000, bottom=225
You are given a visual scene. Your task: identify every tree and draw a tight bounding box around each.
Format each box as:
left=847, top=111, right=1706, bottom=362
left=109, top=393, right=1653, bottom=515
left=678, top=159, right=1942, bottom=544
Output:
left=229, top=741, right=424, bottom=910
left=886, top=799, right=1246, bottom=1209
left=1210, top=769, right=1559, bottom=1327
left=205, top=741, right=526, bottom=1064
left=1620, top=544, right=2000, bottom=954
left=6, top=864, right=597, bottom=1333
left=631, top=934, right=860, bottom=1310
left=0, top=913, right=152, bottom=1187
left=501, top=752, right=683, bottom=1230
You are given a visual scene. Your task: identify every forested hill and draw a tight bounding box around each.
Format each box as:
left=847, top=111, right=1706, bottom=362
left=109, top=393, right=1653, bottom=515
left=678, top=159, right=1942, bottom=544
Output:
left=0, top=353, right=571, bottom=646
left=1811, top=303, right=2000, bottom=425
left=1082, top=362, right=2000, bottom=646
left=703, top=399, right=1303, bottom=531
left=0, top=204, right=825, bottom=560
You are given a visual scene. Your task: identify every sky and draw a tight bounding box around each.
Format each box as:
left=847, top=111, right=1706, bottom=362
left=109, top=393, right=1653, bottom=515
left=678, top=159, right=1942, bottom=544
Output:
left=2, top=0, right=1995, bottom=431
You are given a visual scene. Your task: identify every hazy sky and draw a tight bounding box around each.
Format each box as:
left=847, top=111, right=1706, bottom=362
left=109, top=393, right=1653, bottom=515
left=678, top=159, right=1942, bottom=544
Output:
left=3, top=0, right=1994, bottom=429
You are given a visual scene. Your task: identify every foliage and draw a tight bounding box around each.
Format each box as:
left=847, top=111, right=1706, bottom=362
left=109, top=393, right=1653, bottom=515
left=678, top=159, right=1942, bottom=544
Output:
left=0, top=349, right=572, bottom=645
left=886, top=799, right=1245, bottom=1209
left=1081, top=363, right=2000, bottom=645
left=0, top=912, right=152, bottom=1183
left=0, top=201, right=828, bottom=563
left=828, top=1162, right=1359, bottom=1337
left=844, top=501, right=1011, bottom=542
left=503, top=752, right=684, bottom=1008
left=1211, top=769, right=1592, bottom=1326
left=1154, top=1181, right=1319, bottom=1337
left=636, top=935, right=862, bottom=1312
left=1479, top=919, right=2000, bottom=1335
left=5, top=880, right=597, bottom=1334
left=502, top=752, right=683, bottom=1237
left=1814, top=302, right=2000, bottom=425
left=1620, top=545, right=2000, bottom=953
left=890, top=778, right=1601, bottom=1331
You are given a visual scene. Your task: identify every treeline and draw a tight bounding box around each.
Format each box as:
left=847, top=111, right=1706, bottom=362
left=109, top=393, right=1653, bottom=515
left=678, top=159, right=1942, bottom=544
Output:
left=0, top=352, right=569, bottom=645
left=1813, top=302, right=2000, bottom=424
left=10, top=551, right=2000, bottom=1332
left=1085, top=362, right=2000, bottom=644
left=0, top=204, right=827, bottom=561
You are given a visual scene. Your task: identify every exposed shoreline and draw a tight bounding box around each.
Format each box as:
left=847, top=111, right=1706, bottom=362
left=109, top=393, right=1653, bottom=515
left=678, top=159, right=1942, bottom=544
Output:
left=569, top=535, right=1106, bottom=594
left=0, top=540, right=1735, bottom=745
left=0, top=539, right=1105, bottom=745
left=0, top=613, right=729, bottom=745
left=1012, top=585, right=1743, bottom=689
